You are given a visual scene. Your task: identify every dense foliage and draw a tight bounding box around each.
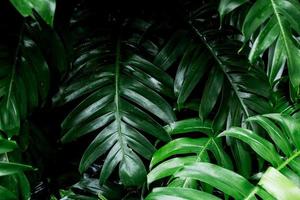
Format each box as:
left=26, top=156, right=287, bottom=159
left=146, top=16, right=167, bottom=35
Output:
left=1, top=0, right=300, bottom=199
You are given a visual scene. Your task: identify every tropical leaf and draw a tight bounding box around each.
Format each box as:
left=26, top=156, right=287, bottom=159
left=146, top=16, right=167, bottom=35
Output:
left=162, top=2, right=272, bottom=179
left=148, top=118, right=232, bottom=198
left=9, top=0, right=56, bottom=26
left=218, top=0, right=248, bottom=23
left=165, top=3, right=272, bottom=128
left=220, top=114, right=300, bottom=198
left=221, top=0, right=300, bottom=93
left=70, top=177, right=123, bottom=200
left=258, top=167, right=300, bottom=200
left=147, top=162, right=274, bottom=200
left=145, top=187, right=221, bottom=200
left=0, top=137, right=33, bottom=200
left=0, top=24, right=50, bottom=137
left=54, top=9, right=176, bottom=186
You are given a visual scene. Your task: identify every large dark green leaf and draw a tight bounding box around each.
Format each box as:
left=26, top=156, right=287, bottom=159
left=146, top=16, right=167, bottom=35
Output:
left=55, top=18, right=175, bottom=186
left=170, top=6, right=271, bottom=124
left=0, top=31, right=50, bottom=137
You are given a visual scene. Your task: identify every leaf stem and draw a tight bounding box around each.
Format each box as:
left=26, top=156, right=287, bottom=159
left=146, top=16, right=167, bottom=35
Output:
left=244, top=150, right=300, bottom=199
left=7, top=22, right=25, bottom=108
left=277, top=150, right=300, bottom=171
left=181, top=137, right=213, bottom=188
left=189, top=24, right=251, bottom=120
left=114, top=36, right=126, bottom=157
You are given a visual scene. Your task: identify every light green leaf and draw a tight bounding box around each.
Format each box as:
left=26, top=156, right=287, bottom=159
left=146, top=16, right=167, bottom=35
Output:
left=146, top=187, right=221, bottom=200
left=259, top=167, right=300, bottom=200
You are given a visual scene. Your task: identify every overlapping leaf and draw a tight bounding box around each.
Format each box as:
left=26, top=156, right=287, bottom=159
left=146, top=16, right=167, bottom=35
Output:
left=220, top=114, right=300, bottom=198
left=0, top=137, right=33, bottom=200
left=163, top=4, right=272, bottom=179
left=55, top=15, right=176, bottom=186
left=148, top=119, right=232, bottom=197
left=165, top=4, right=272, bottom=127
left=9, top=0, right=56, bottom=26
left=220, top=0, right=300, bottom=89
left=0, top=28, right=50, bottom=137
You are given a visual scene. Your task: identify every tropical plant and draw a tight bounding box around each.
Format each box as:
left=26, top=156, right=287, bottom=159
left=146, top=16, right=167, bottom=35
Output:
left=0, top=137, right=33, bottom=200
left=1, top=0, right=300, bottom=199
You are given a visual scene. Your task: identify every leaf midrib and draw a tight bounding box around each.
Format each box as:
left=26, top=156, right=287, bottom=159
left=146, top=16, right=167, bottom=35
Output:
left=190, top=24, right=250, bottom=119
left=6, top=24, right=24, bottom=108
left=269, top=0, right=295, bottom=86
left=114, top=37, right=126, bottom=159
left=243, top=149, right=300, bottom=199
left=182, top=137, right=213, bottom=188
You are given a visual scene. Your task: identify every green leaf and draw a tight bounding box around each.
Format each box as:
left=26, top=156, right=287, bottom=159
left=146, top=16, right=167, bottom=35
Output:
left=10, top=0, right=56, bottom=26
left=150, top=138, right=209, bottom=168
left=174, top=45, right=209, bottom=105
left=247, top=115, right=292, bottom=156
left=0, top=162, right=33, bottom=176
left=164, top=118, right=212, bottom=135
left=242, top=0, right=273, bottom=42
left=259, top=167, right=300, bottom=200
left=145, top=187, right=221, bottom=200
left=0, top=139, right=17, bottom=154
left=147, top=156, right=198, bottom=184
left=242, top=0, right=300, bottom=89
left=154, top=31, right=189, bottom=70
left=267, top=36, right=286, bottom=83
left=0, top=185, right=17, bottom=200
left=249, top=17, right=280, bottom=64
left=219, top=127, right=281, bottom=166
left=199, top=66, right=224, bottom=120
left=264, top=114, right=300, bottom=149
left=0, top=34, right=50, bottom=137
left=218, top=0, right=248, bottom=23
left=16, top=173, right=31, bottom=200
left=57, top=28, right=175, bottom=186
left=174, top=162, right=255, bottom=199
